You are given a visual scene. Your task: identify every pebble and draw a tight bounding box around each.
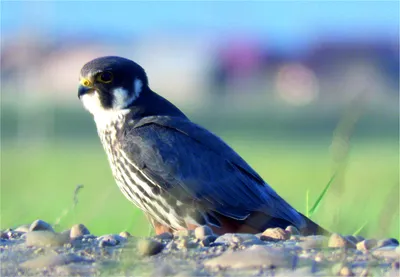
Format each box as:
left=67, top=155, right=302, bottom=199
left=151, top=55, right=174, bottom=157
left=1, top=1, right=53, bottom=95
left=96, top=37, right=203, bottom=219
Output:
left=339, top=265, right=355, bottom=276
left=15, top=224, right=30, bottom=233
left=204, top=245, right=295, bottom=269
left=20, top=253, right=93, bottom=269
left=5, top=230, right=24, bottom=239
left=0, top=231, right=7, bottom=239
left=119, top=231, right=132, bottom=238
left=25, top=231, right=70, bottom=247
left=285, top=225, right=300, bottom=236
left=137, top=238, right=164, bottom=256
left=373, top=246, right=400, bottom=259
left=261, top=227, right=290, bottom=241
left=194, top=226, right=214, bottom=240
left=298, top=235, right=328, bottom=249
left=29, top=219, right=54, bottom=232
left=70, top=224, right=90, bottom=239
left=357, top=239, right=377, bottom=251
left=376, top=238, right=399, bottom=248
left=61, top=229, right=71, bottom=238
left=214, top=233, right=264, bottom=247
left=328, top=233, right=356, bottom=249
left=97, top=234, right=126, bottom=247
left=200, top=235, right=217, bottom=247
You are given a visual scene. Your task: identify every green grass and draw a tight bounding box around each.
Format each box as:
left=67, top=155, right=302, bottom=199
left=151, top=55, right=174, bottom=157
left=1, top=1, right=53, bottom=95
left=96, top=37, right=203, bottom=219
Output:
left=1, top=136, right=398, bottom=239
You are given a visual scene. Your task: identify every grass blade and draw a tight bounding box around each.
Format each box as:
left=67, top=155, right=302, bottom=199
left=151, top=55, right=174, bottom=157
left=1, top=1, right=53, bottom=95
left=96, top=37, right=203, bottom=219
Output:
left=305, top=189, right=310, bottom=217
left=353, top=221, right=368, bottom=236
left=308, top=173, right=336, bottom=216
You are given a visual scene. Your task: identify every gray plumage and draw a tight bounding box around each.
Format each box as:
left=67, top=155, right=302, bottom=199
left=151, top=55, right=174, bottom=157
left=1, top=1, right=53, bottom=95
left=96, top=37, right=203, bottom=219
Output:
left=78, top=56, right=327, bottom=235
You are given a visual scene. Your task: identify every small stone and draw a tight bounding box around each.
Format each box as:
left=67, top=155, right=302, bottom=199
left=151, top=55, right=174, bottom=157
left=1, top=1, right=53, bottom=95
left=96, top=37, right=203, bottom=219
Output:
left=299, top=235, right=328, bottom=249
left=373, top=246, right=400, bottom=259
left=155, top=232, right=173, bottom=240
left=61, top=229, right=71, bottom=237
left=214, top=233, right=263, bottom=246
left=119, top=231, right=132, bottom=239
left=25, top=231, right=70, bottom=247
left=356, top=239, right=377, bottom=251
left=204, top=245, right=295, bottom=269
left=70, top=224, right=90, bottom=239
left=200, top=235, right=217, bottom=247
left=328, top=233, right=356, bottom=249
left=137, top=238, right=164, bottom=256
left=261, top=227, right=290, bottom=241
left=97, top=234, right=125, bottom=247
left=194, top=226, right=214, bottom=240
left=290, top=235, right=301, bottom=241
left=20, top=253, right=93, bottom=269
left=377, top=238, right=399, bottom=248
left=6, top=230, right=24, bottom=239
left=285, top=225, right=300, bottom=236
left=339, top=265, right=355, bottom=276
left=29, top=219, right=54, bottom=232
left=15, top=224, right=30, bottom=233
left=0, top=231, right=8, bottom=239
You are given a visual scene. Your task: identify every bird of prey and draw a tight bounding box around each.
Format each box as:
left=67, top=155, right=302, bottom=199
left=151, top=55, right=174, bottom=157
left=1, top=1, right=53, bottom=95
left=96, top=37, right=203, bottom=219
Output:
left=78, top=56, right=327, bottom=235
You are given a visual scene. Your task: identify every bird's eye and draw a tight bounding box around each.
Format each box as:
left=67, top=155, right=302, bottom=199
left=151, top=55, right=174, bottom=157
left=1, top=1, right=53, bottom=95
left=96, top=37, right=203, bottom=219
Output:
left=97, top=71, right=113, bottom=83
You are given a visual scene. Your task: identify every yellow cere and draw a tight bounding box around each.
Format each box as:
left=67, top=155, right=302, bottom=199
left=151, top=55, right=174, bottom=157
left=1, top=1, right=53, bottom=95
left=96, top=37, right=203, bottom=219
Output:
left=80, top=78, right=92, bottom=87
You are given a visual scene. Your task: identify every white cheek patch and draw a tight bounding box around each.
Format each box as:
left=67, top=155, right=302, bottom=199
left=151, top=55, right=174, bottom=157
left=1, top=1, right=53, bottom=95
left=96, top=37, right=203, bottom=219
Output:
left=81, top=91, right=105, bottom=114
left=112, top=87, right=130, bottom=109
left=112, top=78, right=143, bottom=109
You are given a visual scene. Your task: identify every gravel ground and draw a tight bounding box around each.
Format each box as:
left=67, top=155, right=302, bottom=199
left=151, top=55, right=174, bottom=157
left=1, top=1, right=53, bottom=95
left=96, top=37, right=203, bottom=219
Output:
left=1, top=220, right=399, bottom=277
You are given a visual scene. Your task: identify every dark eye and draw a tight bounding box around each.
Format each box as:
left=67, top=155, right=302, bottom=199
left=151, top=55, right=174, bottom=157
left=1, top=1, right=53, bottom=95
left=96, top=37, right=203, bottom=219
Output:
left=97, top=71, right=113, bottom=83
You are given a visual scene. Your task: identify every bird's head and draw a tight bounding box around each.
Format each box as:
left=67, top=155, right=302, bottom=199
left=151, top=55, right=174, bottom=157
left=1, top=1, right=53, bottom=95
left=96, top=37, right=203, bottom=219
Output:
left=78, top=56, right=148, bottom=115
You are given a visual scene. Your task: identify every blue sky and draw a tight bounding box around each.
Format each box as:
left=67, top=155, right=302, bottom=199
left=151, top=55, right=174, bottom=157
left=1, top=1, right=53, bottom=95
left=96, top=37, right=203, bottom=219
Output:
left=2, top=1, right=399, bottom=45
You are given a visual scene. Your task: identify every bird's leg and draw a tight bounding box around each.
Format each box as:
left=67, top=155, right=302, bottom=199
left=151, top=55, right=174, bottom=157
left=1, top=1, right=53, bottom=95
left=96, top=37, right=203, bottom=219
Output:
left=146, top=216, right=173, bottom=235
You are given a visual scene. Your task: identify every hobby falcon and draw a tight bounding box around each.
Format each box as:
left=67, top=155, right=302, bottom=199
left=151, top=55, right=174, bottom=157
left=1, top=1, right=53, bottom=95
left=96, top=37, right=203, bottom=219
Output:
left=78, top=56, right=327, bottom=235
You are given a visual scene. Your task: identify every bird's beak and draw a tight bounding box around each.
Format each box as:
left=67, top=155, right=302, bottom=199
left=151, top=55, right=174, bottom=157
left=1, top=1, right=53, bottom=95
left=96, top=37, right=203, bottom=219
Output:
left=78, top=85, right=91, bottom=99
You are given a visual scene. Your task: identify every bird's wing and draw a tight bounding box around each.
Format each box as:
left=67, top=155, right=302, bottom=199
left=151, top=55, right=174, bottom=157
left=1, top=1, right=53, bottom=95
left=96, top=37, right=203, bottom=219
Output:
left=120, top=115, right=305, bottom=228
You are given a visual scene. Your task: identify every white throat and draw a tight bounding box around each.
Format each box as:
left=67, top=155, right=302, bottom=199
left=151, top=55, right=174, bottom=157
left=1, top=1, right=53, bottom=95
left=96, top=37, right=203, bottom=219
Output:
left=80, top=78, right=143, bottom=131
left=80, top=91, right=129, bottom=131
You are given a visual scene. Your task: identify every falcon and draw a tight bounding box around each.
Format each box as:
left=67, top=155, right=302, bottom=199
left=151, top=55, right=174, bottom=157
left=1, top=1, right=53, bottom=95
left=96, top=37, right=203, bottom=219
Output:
left=78, top=56, right=327, bottom=235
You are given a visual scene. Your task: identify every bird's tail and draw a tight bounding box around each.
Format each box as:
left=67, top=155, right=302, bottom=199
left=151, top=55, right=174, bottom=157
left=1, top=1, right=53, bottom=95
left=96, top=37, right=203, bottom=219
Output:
left=210, top=211, right=330, bottom=236
left=298, top=212, right=330, bottom=236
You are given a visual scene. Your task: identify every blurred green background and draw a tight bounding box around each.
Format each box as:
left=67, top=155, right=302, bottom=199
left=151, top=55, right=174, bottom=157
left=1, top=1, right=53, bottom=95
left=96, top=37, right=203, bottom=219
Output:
left=1, top=2, right=399, bottom=239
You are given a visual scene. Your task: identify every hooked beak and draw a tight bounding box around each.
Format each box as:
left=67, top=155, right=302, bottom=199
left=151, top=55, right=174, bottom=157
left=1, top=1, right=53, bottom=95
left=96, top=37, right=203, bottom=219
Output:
left=78, top=85, right=92, bottom=99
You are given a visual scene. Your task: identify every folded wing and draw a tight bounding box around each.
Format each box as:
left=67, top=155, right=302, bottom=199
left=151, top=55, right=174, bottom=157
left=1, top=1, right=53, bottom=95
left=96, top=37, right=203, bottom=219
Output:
left=120, top=116, right=305, bottom=229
